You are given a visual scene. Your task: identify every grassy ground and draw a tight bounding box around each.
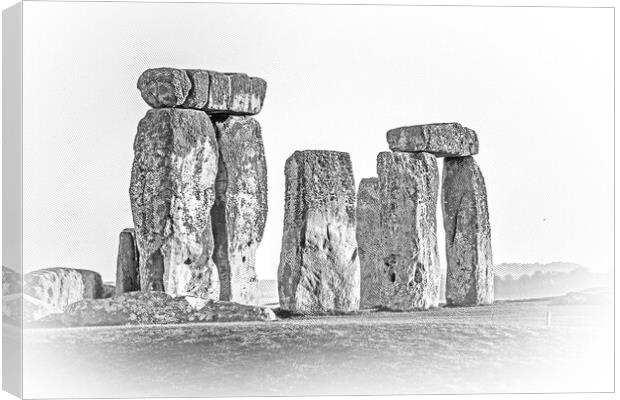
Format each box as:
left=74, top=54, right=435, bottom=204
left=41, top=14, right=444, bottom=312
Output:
left=20, top=298, right=613, bottom=398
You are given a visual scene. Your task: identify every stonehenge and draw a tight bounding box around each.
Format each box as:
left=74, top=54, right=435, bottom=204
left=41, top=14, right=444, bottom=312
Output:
left=129, top=67, right=268, bottom=305
left=115, top=228, right=140, bottom=294
left=357, top=122, right=493, bottom=309
left=211, top=116, right=268, bottom=305
left=130, top=108, right=220, bottom=299
left=278, top=151, right=360, bottom=314
left=356, top=178, right=382, bottom=308
left=137, top=67, right=267, bottom=115
left=387, top=123, right=479, bottom=157
left=442, top=156, right=494, bottom=305
left=376, top=151, right=441, bottom=310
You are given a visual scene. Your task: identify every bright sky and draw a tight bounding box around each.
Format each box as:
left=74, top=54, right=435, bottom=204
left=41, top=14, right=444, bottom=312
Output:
left=22, top=2, right=613, bottom=281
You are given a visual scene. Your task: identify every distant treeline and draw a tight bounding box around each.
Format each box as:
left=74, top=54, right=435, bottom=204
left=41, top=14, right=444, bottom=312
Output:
left=493, top=267, right=611, bottom=300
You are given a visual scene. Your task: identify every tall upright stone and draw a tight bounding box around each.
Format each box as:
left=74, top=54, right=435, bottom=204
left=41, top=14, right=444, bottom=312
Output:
left=211, top=116, right=268, bottom=305
left=442, top=156, right=493, bottom=306
left=116, top=228, right=140, bottom=294
left=377, top=151, right=441, bottom=310
left=356, top=177, right=384, bottom=308
left=278, top=150, right=360, bottom=313
left=130, top=108, right=219, bottom=299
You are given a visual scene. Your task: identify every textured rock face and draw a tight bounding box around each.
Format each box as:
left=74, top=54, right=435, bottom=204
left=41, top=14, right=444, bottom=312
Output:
left=182, top=69, right=210, bottom=109
left=206, top=72, right=266, bottom=115
left=278, top=151, right=360, bottom=314
left=356, top=178, right=384, bottom=308
left=31, top=292, right=276, bottom=327
left=2, top=266, right=21, bottom=323
left=442, top=156, right=494, bottom=306
left=377, top=151, right=441, bottom=310
left=138, top=68, right=266, bottom=115
left=211, top=116, right=267, bottom=305
left=130, top=108, right=219, bottom=299
left=116, top=228, right=140, bottom=294
left=137, top=68, right=192, bottom=108
left=387, top=123, right=478, bottom=157
left=22, top=268, right=103, bottom=321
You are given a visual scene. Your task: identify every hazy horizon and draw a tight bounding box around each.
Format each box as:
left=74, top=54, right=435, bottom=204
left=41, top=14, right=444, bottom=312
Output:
left=20, top=3, right=613, bottom=282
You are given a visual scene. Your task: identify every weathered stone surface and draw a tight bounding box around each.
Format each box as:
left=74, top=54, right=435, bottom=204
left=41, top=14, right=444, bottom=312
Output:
left=356, top=178, right=384, bottom=309
left=377, top=151, right=441, bottom=310
left=182, top=69, right=210, bottom=109
left=2, top=266, right=21, bottom=324
left=137, top=68, right=191, bottom=108
left=116, top=228, right=140, bottom=294
left=102, top=284, right=116, bottom=299
left=211, top=116, right=267, bottom=305
left=442, top=156, right=493, bottom=306
left=138, top=68, right=266, bottom=114
left=387, top=123, right=479, bottom=157
left=278, top=150, right=360, bottom=314
left=130, top=108, right=219, bottom=300
left=30, top=292, right=276, bottom=328
left=206, top=71, right=266, bottom=115
left=21, top=268, right=103, bottom=321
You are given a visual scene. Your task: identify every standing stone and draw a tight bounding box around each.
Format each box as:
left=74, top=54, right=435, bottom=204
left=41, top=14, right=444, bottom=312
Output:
left=356, top=178, right=384, bottom=308
left=22, top=268, right=103, bottom=321
left=442, top=156, right=494, bottom=306
left=116, top=228, right=140, bottom=295
left=211, top=116, right=268, bottom=305
left=137, top=68, right=191, bottom=108
left=278, top=150, right=360, bottom=313
left=387, top=123, right=478, bottom=157
left=377, top=151, right=441, bottom=310
left=130, top=108, right=219, bottom=299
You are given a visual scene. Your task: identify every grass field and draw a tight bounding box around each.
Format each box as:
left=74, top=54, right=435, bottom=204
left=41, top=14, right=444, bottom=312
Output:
left=20, top=298, right=613, bottom=398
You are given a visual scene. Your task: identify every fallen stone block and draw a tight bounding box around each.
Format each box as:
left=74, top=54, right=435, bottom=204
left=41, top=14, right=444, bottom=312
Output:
left=29, top=292, right=276, bottom=327
left=116, top=228, right=140, bottom=294
left=278, top=150, right=360, bottom=314
left=21, top=268, right=103, bottom=321
left=442, top=156, right=494, bottom=306
left=356, top=178, right=384, bottom=309
left=129, top=108, right=219, bottom=299
left=211, top=116, right=268, bottom=305
left=377, top=151, right=441, bottom=310
left=387, top=123, right=478, bottom=157
left=137, top=68, right=192, bottom=108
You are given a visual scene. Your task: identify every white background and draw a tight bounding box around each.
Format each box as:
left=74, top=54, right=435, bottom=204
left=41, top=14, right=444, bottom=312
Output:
left=18, top=1, right=614, bottom=284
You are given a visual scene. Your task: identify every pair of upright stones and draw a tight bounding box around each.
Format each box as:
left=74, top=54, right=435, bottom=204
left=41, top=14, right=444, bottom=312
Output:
left=358, top=123, right=493, bottom=309
left=122, top=67, right=267, bottom=305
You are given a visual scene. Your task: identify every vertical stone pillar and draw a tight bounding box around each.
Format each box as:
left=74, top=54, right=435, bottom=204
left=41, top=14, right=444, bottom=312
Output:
left=356, top=177, right=384, bottom=308
left=278, top=150, right=360, bottom=313
left=130, top=108, right=219, bottom=299
left=211, top=116, right=268, bottom=305
left=442, top=156, right=494, bottom=305
left=377, top=151, right=441, bottom=310
left=115, top=228, right=140, bottom=294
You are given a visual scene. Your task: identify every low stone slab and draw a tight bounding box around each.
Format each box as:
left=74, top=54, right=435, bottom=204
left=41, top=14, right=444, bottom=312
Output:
left=442, top=156, right=494, bottom=306
left=29, top=292, right=276, bottom=327
left=278, top=150, right=360, bottom=314
left=22, top=268, right=103, bottom=321
left=386, top=123, right=478, bottom=157
left=356, top=178, right=384, bottom=309
left=138, top=68, right=266, bottom=115
left=377, top=151, right=441, bottom=310
left=211, top=116, right=268, bottom=305
left=116, top=228, right=140, bottom=294
left=130, top=108, right=219, bottom=299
